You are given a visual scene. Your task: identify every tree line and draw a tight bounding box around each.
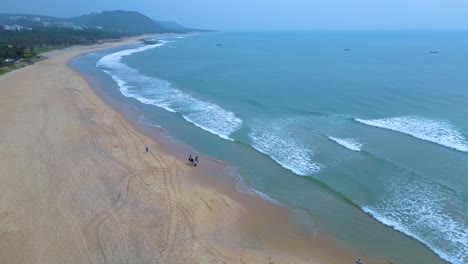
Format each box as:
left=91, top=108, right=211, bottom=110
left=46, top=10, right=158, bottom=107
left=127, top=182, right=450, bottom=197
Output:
left=0, top=27, right=128, bottom=66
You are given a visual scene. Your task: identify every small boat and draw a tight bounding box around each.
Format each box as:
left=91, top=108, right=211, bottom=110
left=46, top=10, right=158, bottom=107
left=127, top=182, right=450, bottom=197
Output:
left=430, top=51, right=439, bottom=54
left=344, top=48, right=351, bottom=51
left=216, top=44, right=222, bottom=46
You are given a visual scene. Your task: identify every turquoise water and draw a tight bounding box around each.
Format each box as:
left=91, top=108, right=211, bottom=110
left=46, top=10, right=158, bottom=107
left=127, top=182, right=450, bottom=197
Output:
left=71, top=31, right=468, bottom=264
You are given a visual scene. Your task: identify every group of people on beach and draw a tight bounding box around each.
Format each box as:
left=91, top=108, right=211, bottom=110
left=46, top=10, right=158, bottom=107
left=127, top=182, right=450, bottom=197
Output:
left=188, top=155, right=198, bottom=167
left=146, top=146, right=199, bottom=167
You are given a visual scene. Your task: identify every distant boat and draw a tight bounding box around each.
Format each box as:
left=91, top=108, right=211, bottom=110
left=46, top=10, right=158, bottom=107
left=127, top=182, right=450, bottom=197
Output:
left=430, top=51, right=439, bottom=54
left=216, top=44, right=222, bottom=46
left=344, top=48, right=351, bottom=51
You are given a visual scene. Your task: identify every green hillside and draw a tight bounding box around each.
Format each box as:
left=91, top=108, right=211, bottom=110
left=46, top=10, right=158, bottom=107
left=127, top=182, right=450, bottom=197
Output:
left=0, top=11, right=209, bottom=34
left=67, top=10, right=169, bottom=34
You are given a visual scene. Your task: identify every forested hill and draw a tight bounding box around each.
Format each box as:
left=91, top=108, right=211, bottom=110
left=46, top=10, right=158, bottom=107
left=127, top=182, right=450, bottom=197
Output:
left=67, top=11, right=168, bottom=34
left=0, top=10, right=209, bottom=72
left=0, top=10, right=200, bottom=34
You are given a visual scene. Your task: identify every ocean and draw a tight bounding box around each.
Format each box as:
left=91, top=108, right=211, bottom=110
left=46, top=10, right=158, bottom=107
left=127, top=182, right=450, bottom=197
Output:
left=70, top=31, right=468, bottom=264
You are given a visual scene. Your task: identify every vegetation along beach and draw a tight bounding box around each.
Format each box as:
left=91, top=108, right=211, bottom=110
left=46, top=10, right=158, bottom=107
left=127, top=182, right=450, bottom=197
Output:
left=1, top=2, right=467, bottom=264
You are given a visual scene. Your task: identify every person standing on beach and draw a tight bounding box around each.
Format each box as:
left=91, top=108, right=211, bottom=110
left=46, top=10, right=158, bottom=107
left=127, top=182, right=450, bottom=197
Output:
left=356, top=258, right=362, bottom=264
left=145, top=146, right=149, bottom=153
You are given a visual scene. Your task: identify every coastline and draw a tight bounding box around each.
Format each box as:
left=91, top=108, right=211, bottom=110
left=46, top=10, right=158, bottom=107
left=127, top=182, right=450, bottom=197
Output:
left=0, top=35, right=388, bottom=263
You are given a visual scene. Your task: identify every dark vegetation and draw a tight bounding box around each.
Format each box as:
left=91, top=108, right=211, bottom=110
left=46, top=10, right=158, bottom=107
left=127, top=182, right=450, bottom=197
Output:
left=0, top=27, right=126, bottom=67
left=0, top=10, right=210, bottom=71
left=67, top=10, right=168, bottom=34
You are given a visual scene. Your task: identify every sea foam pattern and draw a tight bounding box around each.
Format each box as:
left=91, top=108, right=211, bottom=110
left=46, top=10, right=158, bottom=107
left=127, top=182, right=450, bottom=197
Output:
left=356, top=116, right=468, bottom=152
left=362, top=176, right=468, bottom=264
left=249, top=120, right=321, bottom=176
left=328, top=136, right=362, bottom=151
left=97, top=41, right=242, bottom=141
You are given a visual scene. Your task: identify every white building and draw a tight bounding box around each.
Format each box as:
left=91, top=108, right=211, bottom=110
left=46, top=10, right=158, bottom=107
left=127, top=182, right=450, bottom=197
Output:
left=3, top=24, right=23, bottom=31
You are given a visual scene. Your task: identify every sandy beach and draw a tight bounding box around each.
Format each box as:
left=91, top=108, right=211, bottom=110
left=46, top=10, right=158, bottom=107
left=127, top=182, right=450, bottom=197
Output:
left=0, top=36, right=388, bottom=264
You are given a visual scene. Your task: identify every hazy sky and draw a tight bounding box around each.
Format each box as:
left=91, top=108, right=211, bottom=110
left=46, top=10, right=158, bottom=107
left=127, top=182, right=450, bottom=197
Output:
left=3, top=0, right=468, bottom=30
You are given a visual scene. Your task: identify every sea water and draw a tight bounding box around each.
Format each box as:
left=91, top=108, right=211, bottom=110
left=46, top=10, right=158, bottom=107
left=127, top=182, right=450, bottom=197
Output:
left=71, top=31, right=468, bottom=264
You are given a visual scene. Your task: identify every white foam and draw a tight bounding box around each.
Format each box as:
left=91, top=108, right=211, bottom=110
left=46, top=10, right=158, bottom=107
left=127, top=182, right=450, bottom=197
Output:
left=246, top=188, right=280, bottom=204
left=249, top=121, right=321, bottom=176
left=328, top=136, right=362, bottom=151
left=97, top=42, right=242, bottom=141
left=97, top=42, right=165, bottom=67
left=237, top=179, right=280, bottom=205
left=362, top=177, right=468, bottom=264
left=356, top=116, right=468, bottom=152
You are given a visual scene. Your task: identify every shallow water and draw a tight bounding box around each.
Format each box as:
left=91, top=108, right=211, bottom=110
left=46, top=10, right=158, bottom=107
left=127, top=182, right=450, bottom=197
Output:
left=71, top=31, right=468, bottom=264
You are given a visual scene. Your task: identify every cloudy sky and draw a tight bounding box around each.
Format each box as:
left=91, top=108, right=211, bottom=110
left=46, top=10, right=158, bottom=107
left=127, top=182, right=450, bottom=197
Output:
left=3, top=0, right=468, bottom=30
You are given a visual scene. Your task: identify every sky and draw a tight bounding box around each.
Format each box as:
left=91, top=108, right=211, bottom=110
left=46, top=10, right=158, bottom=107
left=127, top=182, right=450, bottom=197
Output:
left=2, top=0, right=468, bottom=30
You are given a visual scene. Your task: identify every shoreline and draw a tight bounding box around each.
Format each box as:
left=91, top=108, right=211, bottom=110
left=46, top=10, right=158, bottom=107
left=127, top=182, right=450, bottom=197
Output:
left=0, top=35, right=388, bottom=263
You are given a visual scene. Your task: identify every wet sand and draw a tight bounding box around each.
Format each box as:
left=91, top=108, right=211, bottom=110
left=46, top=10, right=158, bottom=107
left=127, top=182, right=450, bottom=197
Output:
left=0, top=36, right=389, bottom=264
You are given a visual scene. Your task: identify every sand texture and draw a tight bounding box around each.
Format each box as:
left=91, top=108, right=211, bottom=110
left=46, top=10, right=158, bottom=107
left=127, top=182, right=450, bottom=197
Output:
left=0, top=37, right=387, bottom=264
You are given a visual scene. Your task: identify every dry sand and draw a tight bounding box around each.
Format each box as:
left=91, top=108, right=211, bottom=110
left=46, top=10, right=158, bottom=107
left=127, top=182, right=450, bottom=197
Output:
left=0, top=36, right=388, bottom=264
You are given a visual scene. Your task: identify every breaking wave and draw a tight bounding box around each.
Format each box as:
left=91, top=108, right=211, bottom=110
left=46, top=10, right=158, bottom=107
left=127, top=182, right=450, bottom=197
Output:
left=97, top=41, right=242, bottom=141
left=356, top=116, right=468, bottom=152
left=328, top=136, right=362, bottom=151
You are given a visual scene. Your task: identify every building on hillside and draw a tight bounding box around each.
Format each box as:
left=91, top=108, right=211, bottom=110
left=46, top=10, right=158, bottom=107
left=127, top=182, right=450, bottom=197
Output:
left=2, top=24, right=25, bottom=31
left=56, top=22, right=83, bottom=30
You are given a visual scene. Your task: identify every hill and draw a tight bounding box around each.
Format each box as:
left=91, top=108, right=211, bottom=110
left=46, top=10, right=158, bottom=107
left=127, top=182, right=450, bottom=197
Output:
left=0, top=11, right=210, bottom=34
left=157, top=21, right=186, bottom=31
left=67, top=10, right=168, bottom=34
left=0, top=14, right=64, bottom=28
left=0, top=10, right=210, bottom=74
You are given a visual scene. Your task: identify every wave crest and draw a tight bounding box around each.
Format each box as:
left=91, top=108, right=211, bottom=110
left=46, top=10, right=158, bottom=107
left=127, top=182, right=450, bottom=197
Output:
left=356, top=116, right=468, bottom=152
left=97, top=42, right=242, bottom=141
left=328, top=136, right=362, bottom=151
left=249, top=120, right=321, bottom=176
left=362, top=176, right=468, bottom=264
